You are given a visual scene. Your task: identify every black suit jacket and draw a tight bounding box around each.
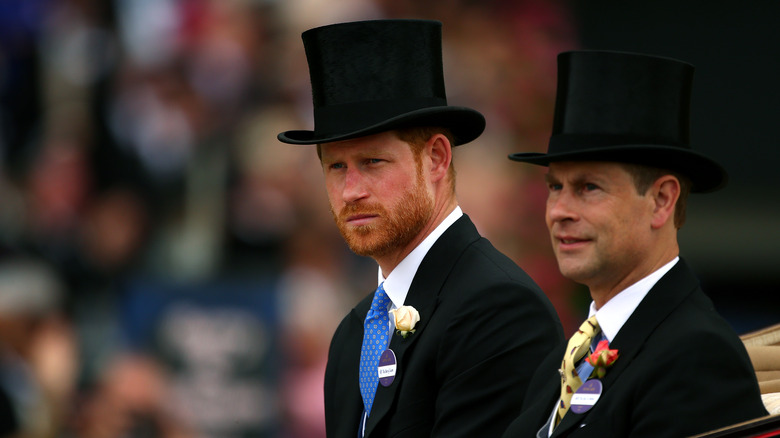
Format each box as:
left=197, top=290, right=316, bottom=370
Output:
left=324, top=215, right=564, bottom=438
left=503, top=259, right=768, bottom=438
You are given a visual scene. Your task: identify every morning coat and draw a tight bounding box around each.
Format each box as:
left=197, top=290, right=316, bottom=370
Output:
left=324, top=214, right=564, bottom=437
left=502, top=258, right=767, bottom=438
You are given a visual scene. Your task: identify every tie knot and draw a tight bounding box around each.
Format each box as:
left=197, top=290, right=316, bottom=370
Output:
left=369, top=284, right=390, bottom=313
left=578, top=315, right=600, bottom=338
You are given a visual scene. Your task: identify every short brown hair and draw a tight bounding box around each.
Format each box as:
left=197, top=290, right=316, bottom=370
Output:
left=395, top=127, right=457, bottom=192
left=621, top=163, right=691, bottom=228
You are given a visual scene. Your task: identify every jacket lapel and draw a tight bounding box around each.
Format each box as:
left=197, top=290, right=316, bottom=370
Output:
left=552, top=259, right=701, bottom=436
left=364, top=215, right=481, bottom=436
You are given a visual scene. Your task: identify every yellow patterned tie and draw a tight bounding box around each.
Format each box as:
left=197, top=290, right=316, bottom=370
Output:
left=555, top=315, right=600, bottom=427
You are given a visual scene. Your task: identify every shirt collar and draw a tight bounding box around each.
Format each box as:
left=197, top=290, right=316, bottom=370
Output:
left=589, top=257, right=679, bottom=342
left=378, top=206, right=463, bottom=309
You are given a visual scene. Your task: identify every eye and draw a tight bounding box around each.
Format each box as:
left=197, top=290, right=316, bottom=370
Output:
left=366, top=158, right=383, bottom=165
left=547, top=182, right=562, bottom=192
left=328, top=162, right=345, bottom=170
left=583, top=183, right=600, bottom=192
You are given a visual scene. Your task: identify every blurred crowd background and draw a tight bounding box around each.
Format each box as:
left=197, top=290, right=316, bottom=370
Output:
left=0, top=0, right=777, bottom=437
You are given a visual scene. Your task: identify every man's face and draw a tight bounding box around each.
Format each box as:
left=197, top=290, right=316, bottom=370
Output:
left=320, top=131, right=434, bottom=259
left=545, top=161, right=655, bottom=292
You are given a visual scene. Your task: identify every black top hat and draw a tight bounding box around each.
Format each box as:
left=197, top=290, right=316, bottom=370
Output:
left=277, top=19, right=485, bottom=146
left=509, top=50, right=728, bottom=193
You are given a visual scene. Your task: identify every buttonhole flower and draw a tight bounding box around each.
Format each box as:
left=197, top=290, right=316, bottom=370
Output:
left=586, top=340, right=619, bottom=379
left=391, top=306, right=420, bottom=338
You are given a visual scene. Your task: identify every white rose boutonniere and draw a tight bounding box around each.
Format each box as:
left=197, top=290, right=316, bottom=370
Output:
left=391, top=306, right=420, bottom=338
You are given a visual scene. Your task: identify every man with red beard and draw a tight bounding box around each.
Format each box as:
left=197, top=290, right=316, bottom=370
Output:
left=278, top=20, right=563, bottom=438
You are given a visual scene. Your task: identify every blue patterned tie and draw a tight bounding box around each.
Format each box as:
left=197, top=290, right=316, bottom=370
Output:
left=359, top=283, right=391, bottom=416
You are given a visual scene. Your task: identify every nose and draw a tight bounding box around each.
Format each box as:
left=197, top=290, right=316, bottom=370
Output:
left=546, top=189, right=578, bottom=226
left=342, top=167, right=368, bottom=203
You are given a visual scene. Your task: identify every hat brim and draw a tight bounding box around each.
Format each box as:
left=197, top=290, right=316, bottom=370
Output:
left=508, top=144, right=728, bottom=193
left=277, top=106, right=485, bottom=146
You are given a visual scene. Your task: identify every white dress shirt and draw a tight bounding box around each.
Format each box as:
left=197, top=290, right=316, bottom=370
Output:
left=378, top=205, right=463, bottom=312
left=588, top=257, right=679, bottom=342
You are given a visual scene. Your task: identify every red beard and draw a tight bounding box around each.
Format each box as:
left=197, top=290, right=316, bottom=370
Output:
left=332, top=173, right=433, bottom=259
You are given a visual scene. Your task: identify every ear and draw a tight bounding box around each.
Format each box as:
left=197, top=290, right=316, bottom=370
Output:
left=650, top=175, right=680, bottom=229
left=427, top=133, right=452, bottom=183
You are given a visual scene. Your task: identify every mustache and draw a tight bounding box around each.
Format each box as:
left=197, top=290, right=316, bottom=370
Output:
left=336, top=203, right=386, bottom=220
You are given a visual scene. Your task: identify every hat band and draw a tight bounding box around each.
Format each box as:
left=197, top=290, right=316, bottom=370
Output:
left=548, top=133, right=688, bottom=153
left=314, top=97, right=448, bottom=137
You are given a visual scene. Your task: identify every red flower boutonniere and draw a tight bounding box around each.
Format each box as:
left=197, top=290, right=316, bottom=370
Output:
left=586, top=340, right=619, bottom=379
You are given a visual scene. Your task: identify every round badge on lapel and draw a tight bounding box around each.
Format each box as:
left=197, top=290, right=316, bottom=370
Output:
left=378, top=349, right=397, bottom=387
left=570, top=379, right=602, bottom=414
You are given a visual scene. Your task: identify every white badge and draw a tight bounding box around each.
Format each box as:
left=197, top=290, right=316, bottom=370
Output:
left=378, top=349, right=397, bottom=386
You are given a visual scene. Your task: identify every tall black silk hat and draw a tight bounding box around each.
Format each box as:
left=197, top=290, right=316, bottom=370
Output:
left=508, top=50, right=728, bottom=193
left=277, top=19, right=485, bottom=146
